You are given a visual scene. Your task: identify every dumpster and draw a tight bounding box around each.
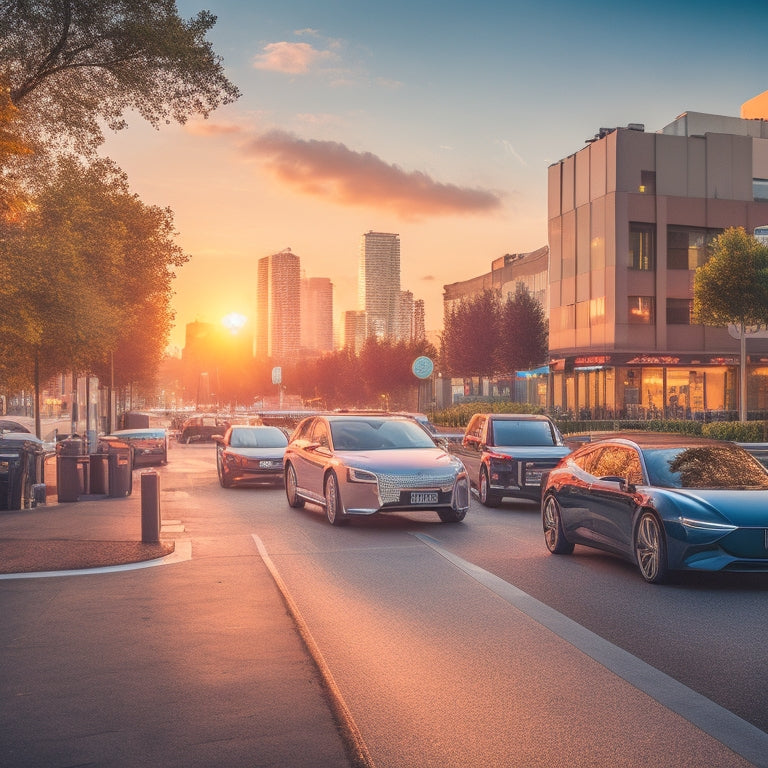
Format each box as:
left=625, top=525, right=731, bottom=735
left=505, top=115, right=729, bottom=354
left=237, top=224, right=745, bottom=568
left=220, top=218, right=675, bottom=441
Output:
left=56, top=436, right=88, bottom=503
left=0, top=433, right=47, bottom=510
left=102, top=438, right=133, bottom=497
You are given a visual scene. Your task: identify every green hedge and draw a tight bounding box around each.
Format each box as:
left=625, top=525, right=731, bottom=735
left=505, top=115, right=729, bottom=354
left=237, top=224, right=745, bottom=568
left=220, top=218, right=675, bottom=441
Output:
left=701, top=421, right=766, bottom=442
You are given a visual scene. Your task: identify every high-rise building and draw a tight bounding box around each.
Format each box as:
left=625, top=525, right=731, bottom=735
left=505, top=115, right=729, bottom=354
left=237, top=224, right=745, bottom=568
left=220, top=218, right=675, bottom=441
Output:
left=413, top=299, right=426, bottom=341
left=395, top=290, right=414, bottom=341
left=358, top=231, right=400, bottom=338
left=300, top=276, right=334, bottom=354
left=257, top=248, right=300, bottom=363
left=343, top=310, right=367, bottom=353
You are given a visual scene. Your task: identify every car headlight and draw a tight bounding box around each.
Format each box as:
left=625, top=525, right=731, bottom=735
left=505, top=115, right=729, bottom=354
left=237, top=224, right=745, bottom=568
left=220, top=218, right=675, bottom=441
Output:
left=347, top=467, right=378, bottom=483
left=678, top=516, right=738, bottom=532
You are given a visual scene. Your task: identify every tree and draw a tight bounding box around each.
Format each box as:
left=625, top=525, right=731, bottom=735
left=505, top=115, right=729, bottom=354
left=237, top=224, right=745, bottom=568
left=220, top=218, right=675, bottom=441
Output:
left=693, top=226, right=768, bottom=420
left=497, top=288, right=548, bottom=377
left=440, top=290, right=501, bottom=384
left=0, top=74, right=32, bottom=217
left=0, top=156, right=188, bottom=434
left=1, top=0, right=240, bottom=158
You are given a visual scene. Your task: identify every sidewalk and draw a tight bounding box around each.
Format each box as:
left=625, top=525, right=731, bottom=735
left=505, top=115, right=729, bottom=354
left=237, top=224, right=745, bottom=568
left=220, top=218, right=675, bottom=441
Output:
left=0, top=475, right=361, bottom=768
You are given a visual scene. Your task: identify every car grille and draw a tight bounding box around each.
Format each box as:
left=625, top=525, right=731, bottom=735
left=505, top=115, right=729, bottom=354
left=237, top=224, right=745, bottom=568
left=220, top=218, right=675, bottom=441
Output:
left=377, top=471, right=457, bottom=504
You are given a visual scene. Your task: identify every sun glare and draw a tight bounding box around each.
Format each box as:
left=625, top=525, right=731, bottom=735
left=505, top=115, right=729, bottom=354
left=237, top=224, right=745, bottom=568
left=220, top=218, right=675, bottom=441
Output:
left=222, top=312, right=247, bottom=333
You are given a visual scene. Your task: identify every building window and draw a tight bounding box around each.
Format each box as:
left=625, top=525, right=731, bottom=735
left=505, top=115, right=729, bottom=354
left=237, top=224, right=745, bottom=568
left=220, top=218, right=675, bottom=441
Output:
left=667, top=298, right=693, bottom=325
left=667, top=226, right=720, bottom=269
left=639, top=171, right=656, bottom=194
left=628, top=296, right=655, bottom=324
left=629, top=223, right=655, bottom=270
left=754, top=179, right=768, bottom=201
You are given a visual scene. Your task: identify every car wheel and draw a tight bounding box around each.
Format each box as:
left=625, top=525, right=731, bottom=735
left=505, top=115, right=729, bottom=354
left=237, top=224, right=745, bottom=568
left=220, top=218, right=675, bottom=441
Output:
left=285, top=463, right=305, bottom=508
left=479, top=468, right=501, bottom=507
left=634, top=510, right=668, bottom=584
left=217, top=455, right=232, bottom=488
left=324, top=471, right=349, bottom=526
left=438, top=508, right=466, bottom=523
left=542, top=494, right=574, bottom=554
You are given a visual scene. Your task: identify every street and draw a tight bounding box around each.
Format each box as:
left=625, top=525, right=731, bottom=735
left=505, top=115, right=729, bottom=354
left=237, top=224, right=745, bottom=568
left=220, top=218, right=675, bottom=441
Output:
left=3, top=440, right=768, bottom=767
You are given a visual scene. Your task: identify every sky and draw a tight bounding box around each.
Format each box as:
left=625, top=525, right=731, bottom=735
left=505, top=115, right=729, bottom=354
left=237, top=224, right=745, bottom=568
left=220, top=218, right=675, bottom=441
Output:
left=101, top=0, right=768, bottom=352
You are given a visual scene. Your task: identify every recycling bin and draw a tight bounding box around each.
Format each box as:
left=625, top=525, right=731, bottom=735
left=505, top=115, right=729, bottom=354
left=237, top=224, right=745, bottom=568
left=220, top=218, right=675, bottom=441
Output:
left=0, top=434, right=47, bottom=510
left=89, top=453, right=109, bottom=495
left=56, top=437, right=88, bottom=503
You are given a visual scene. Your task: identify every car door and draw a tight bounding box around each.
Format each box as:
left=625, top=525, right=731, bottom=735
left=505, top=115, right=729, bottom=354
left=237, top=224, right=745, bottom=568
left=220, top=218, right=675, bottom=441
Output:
left=555, top=445, right=606, bottom=542
left=288, top=418, right=324, bottom=504
left=587, top=445, right=643, bottom=555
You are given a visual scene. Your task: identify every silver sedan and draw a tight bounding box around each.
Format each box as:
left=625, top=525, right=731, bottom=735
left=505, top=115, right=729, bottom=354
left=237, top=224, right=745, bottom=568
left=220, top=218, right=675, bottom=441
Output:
left=283, top=414, right=470, bottom=526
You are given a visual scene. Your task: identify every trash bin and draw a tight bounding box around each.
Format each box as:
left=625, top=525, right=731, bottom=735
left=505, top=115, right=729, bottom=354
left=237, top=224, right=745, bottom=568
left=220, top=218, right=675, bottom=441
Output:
left=0, top=434, right=47, bottom=510
left=104, top=438, right=133, bottom=497
left=56, top=436, right=88, bottom=503
left=89, top=453, right=109, bottom=495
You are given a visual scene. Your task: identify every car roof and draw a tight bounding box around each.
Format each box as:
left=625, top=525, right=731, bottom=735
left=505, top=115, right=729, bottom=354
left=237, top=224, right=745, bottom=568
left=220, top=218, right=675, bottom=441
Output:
left=574, top=432, right=731, bottom=450
left=485, top=413, right=552, bottom=421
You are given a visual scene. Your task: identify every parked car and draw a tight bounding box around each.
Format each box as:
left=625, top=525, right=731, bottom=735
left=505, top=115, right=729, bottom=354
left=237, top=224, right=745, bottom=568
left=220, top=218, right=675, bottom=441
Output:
left=214, top=425, right=288, bottom=488
left=283, top=413, right=470, bottom=525
left=541, top=433, right=768, bottom=583
left=180, top=414, right=230, bottom=443
left=108, top=428, right=168, bottom=467
left=449, top=413, right=570, bottom=506
left=395, top=412, right=464, bottom=444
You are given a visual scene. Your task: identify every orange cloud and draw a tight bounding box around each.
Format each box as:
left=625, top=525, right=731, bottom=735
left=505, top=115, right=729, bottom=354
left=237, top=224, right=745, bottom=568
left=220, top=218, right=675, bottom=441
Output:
left=244, top=130, right=503, bottom=218
left=185, top=120, right=244, bottom=137
left=253, top=42, right=335, bottom=74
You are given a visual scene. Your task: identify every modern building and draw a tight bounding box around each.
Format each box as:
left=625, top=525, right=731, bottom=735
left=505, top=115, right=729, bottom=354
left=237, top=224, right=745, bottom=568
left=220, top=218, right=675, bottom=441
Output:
left=343, top=310, right=367, bottom=354
left=256, top=248, right=301, bottom=363
left=358, top=231, right=400, bottom=338
left=547, top=106, right=768, bottom=419
left=395, top=290, right=414, bottom=341
left=300, top=276, right=334, bottom=355
left=413, top=299, right=426, bottom=341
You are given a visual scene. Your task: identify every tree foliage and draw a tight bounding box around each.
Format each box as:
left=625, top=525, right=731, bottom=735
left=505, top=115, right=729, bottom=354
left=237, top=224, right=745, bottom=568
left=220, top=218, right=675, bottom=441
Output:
left=693, top=227, right=768, bottom=327
left=1, top=0, right=240, bottom=158
left=497, top=288, right=548, bottom=375
left=0, top=156, right=188, bottom=395
left=0, top=74, right=32, bottom=218
left=440, top=290, right=501, bottom=379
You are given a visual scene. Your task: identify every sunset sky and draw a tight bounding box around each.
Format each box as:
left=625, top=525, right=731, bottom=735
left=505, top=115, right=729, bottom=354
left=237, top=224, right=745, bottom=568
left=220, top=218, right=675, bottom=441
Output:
left=101, top=0, right=767, bottom=352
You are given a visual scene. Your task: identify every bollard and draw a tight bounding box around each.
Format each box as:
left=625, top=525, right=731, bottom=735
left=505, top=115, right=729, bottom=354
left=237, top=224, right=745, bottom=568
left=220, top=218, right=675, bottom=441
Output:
left=140, top=471, right=161, bottom=543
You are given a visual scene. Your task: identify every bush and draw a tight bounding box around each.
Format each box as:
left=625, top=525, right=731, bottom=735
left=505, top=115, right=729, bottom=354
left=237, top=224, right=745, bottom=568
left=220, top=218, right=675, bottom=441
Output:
left=433, top=401, right=543, bottom=428
left=702, top=421, right=765, bottom=442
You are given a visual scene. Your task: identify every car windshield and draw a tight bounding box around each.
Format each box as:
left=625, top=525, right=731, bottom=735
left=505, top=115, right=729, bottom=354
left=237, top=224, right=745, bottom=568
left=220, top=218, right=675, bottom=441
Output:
left=642, top=445, right=768, bottom=489
left=230, top=427, right=287, bottom=449
left=492, top=420, right=556, bottom=446
left=330, top=419, right=437, bottom=451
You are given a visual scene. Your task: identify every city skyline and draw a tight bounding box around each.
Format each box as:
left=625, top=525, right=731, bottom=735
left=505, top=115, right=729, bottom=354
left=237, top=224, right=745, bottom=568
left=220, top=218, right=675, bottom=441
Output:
left=96, top=1, right=768, bottom=350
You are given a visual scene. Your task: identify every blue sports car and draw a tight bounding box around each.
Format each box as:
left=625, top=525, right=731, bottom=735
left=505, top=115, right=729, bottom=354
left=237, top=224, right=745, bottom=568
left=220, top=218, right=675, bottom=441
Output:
left=541, top=433, right=768, bottom=583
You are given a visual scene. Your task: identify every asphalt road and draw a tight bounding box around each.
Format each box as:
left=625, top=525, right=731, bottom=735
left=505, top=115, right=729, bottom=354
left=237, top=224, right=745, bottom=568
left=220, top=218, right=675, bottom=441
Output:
left=5, top=441, right=768, bottom=767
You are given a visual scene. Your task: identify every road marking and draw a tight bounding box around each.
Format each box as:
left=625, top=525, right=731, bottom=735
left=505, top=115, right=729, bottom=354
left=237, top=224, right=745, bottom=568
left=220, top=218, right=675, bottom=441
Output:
left=0, top=540, right=192, bottom=580
left=414, top=532, right=768, bottom=768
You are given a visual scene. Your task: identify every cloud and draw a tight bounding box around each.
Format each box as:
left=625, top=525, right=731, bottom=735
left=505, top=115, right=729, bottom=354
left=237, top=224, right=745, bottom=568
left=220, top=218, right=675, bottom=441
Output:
left=252, top=41, right=336, bottom=75
left=244, top=130, right=503, bottom=219
left=185, top=120, right=244, bottom=137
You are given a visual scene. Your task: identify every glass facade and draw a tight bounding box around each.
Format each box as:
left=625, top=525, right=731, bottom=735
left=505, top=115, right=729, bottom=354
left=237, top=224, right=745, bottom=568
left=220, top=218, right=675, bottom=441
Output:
left=629, top=223, right=655, bottom=270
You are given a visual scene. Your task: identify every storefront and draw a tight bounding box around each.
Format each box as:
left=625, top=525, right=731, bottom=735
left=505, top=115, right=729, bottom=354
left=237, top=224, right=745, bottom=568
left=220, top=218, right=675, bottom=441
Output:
left=549, top=354, right=740, bottom=420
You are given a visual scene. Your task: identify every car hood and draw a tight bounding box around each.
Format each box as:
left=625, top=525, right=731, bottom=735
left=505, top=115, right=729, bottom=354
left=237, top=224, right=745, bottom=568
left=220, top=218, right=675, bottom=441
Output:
left=489, top=446, right=571, bottom=460
left=337, top=447, right=463, bottom=473
left=228, top=446, right=285, bottom=459
left=666, top=488, right=768, bottom=526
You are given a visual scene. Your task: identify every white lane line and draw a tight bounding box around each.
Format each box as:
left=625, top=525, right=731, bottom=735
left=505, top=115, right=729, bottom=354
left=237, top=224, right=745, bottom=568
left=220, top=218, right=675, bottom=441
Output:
left=0, top=539, right=192, bottom=580
left=414, top=532, right=768, bottom=768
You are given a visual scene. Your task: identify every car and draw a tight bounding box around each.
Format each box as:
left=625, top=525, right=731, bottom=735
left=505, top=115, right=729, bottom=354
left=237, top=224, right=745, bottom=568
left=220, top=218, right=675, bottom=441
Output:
left=180, top=414, right=230, bottom=443
left=283, top=413, right=470, bottom=525
left=449, top=413, right=571, bottom=506
left=0, top=419, right=31, bottom=434
left=541, top=432, right=768, bottom=583
left=214, top=425, right=288, bottom=488
left=395, top=412, right=464, bottom=444
left=108, top=428, right=168, bottom=467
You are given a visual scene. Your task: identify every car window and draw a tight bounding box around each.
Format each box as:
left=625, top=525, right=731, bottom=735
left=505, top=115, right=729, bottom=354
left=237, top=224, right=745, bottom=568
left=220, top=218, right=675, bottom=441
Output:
left=643, top=445, right=768, bottom=489
left=593, top=446, right=644, bottom=485
left=230, top=427, right=287, bottom=449
left=491, top=419, right=556, bottom=447
left=330, top=419, right=436, bottom=451
left=311, top=420, right=330, bottom=448
left=571, top=446, right=605, bottom=476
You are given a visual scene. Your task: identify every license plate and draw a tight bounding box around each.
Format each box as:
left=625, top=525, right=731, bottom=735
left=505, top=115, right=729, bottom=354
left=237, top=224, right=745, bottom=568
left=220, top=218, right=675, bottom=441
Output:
left=526, top=470, right=543, bottom=484
left=411, top=492, right=438, bottom=504
left=259, top=460, right=279, bottom=468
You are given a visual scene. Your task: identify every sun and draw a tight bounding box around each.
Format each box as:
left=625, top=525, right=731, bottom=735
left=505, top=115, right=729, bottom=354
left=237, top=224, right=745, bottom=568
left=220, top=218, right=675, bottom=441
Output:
left=221, top=312, right=247, bottom=333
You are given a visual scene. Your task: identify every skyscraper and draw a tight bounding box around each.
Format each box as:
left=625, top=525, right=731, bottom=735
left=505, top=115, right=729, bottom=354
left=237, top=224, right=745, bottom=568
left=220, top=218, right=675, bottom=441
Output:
left=257, top=248, right=300, bottom=363
left=300, top=276, right=334, bottom=354
left=358, top=231, right=400, bottom=338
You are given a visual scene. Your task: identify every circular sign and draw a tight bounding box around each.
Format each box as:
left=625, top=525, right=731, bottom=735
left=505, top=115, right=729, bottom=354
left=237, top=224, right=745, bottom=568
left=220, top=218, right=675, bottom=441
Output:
left=412, top=356, right=434, bottom=379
